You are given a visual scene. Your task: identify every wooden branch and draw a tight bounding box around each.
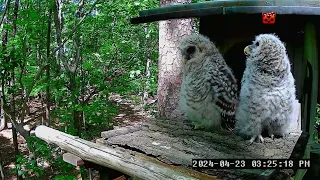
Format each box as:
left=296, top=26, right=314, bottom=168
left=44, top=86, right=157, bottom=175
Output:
left=18, top=63, right=48, bottom=126
left=34, top=125, right=200, bottom=180
left=82, top=72, right=124, bottom=105
left=26, top=63, right=49, bottom=100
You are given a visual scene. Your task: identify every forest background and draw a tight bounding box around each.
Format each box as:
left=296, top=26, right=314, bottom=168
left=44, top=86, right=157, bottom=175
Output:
left=0, top=0, right=205, bottom=179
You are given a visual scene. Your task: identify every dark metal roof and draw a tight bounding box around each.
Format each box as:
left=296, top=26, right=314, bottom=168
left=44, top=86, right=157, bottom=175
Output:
left=131, top=0, right=320, bottom=24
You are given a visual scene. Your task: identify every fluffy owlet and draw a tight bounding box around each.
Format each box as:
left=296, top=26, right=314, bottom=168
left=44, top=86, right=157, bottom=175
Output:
left=178, top=34, right=238, bottom=130
left=235, top=34, right=296, bottom=143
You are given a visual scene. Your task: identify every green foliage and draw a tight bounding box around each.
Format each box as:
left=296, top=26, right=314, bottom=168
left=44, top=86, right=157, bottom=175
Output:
left=316, top=104, right=320, bottom=126
left=315, top=104, right=320, bottom=142
left=15, top=154, right=44, bottom=178
left=12, top=136, right=77, bottom=179
left=54, top=175, right=77, bottom=180
left=2, top=0, right=159, bottom=179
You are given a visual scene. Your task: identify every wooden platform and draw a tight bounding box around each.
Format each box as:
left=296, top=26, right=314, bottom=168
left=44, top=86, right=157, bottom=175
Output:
left=98, top=118, right=304, bottom=180
left=35, top=118, right=307, bottom=180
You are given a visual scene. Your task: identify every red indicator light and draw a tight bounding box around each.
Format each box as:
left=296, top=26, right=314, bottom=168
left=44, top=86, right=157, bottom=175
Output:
left=262, top=12, right=276, bottom=24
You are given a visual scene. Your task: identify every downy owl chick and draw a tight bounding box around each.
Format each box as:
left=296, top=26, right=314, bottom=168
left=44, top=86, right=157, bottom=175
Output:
left=178, top=34, right=238, bottom=130
left=235, top=34, right=296, bottom=143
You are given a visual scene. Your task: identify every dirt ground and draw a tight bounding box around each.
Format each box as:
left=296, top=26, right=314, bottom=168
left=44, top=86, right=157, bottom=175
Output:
left=0, top=94, right=156, bottom=179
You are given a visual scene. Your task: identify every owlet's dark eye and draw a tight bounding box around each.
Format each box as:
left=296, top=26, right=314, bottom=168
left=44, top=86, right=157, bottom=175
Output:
left=186, top=46, right=196, bottom=55
left=255, top=41, right=260, bottom=46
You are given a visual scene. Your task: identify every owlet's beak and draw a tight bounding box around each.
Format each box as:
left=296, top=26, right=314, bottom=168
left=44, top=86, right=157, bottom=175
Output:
left=244, top=46, right=249, bottom=55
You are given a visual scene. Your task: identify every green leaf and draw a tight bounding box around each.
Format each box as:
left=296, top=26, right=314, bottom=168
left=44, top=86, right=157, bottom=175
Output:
left=83, top=61, right=93, bottom=70
left=18, top=170, right=25, bottom=176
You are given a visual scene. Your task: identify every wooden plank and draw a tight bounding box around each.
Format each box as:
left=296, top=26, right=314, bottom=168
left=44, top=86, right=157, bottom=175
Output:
left=34, top=125, right=208, bottom=180
left=134, top=151, right=217, bottom=180
left=101, top=124, right=144, bottom=139
left=96, top=140, right=218, bottom=180
left=63, top=153, right=84, bottom=166
left=107, top=121, right=301, bottom=161
left=103, top=119, right=301, bottom=179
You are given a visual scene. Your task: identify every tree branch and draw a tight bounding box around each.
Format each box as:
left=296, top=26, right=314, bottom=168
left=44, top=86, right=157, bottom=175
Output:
left=82, top=72, right=124, bottom=105
left=51, top=0, right=103, bottom=57
left=3, top=111, right=30, bottom=139
left=0, top=0, right=10, bottom=27
left=19, top=63, right=48, bottom=126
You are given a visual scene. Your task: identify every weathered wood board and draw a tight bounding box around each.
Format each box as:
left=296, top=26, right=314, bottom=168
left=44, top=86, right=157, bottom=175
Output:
left=35, top=125, right=213, bottom=180
left=100, top=118, right=303, bottom=180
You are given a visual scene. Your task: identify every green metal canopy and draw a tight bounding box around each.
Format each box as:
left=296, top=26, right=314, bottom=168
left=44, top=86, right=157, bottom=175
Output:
left=131, top=0, right=320, bottom=24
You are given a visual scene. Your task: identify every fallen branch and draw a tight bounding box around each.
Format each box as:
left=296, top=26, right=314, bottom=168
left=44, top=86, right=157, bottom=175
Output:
left=3, top=111, right=30, bottom=139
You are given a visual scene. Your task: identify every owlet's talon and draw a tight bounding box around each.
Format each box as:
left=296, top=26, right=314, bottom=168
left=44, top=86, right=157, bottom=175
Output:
left=258, top=135, right=264, bottom=143
left=249, top=136, right=256, bottom=144
left=270, top=134, right=274, bottom=140
left=193, top=123, right=201, bottom=130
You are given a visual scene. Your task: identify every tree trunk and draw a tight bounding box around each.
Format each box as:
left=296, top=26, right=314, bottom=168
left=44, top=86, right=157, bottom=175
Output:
left=0, top=152, right=4, bottom=180
left=0, top=0, right=11, bottom=131
left=157, top=0, right=193, bottom=119
left=0, top=87, right=6, bottom=130
left=53, top=0, right=63, bottom=108
left=45, top=6, right=52, bottom=126
left=72, top=0, right=84, bottom=136
left=53, top=0, right=63, bottom=73
left=11, top=1, right=22, bottom=179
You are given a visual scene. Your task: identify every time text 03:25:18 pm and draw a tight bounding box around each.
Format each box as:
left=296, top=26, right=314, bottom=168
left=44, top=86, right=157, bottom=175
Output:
left=192, top=159, right=311, bottom=169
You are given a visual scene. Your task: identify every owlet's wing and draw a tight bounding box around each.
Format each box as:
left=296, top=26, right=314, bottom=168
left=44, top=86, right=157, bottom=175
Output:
left=205, top=58, right=239, bottom=130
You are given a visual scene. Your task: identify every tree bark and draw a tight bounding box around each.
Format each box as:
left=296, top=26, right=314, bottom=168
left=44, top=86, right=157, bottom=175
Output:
left=0, top=87, right=6, bottom=130
left=0, top=152, right=4, bottom=180
left=71, top=0, right=84, bottom=136
left=53, top=0, right=63, bottom=73
left=157, top=0, right=193, bottom=119
left=45, top=6, right=53, bottom=126
left=11, top=1, right=23, bottom=179
left=0, top=0, right=11, bottom=131
left=11, top=0, right=19, bottom=153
